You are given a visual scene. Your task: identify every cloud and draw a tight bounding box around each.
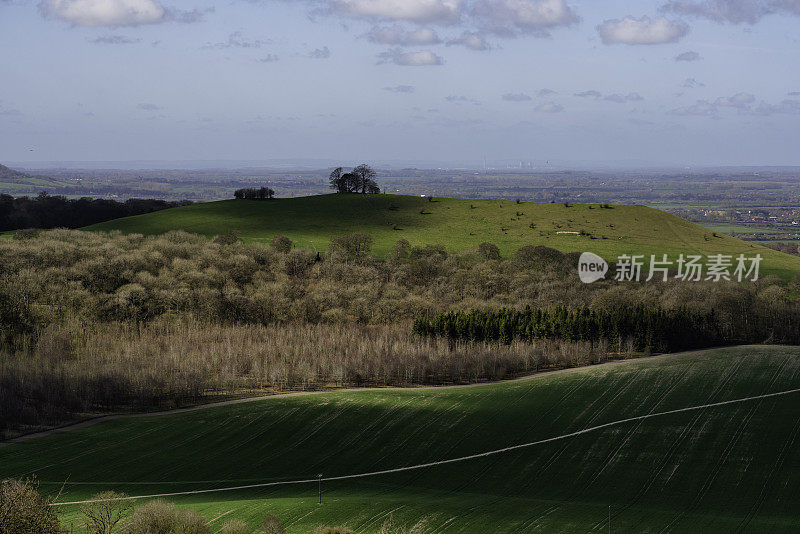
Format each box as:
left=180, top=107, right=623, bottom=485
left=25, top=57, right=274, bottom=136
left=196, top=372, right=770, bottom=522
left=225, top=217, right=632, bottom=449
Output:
left=774, top=0, right=800, bottom=15
left=752, top=99, right=800, bottom=115
left=445, top=95, right=468, bottom=101
left=538, top=88, right=557, bottom=96
left=309, top=46, right=331, bottom=58
left=446, top=31, right=490, bottom=49
left=682, top=77, right=705, bottom=88
left=259, top=54, right=279, bottom=62
left=604, top=92, right=644, bottom=103
left=597, top=16, right=689, bottom=45
left=204, top=31, right=269, bottom=49
left=502, top=92, right=532, bottom=101
left=137, top=103, right=162, bottom=111
left=661, top=0, right=771, bottom=24
left=365, top=25, right=441, bottom=45
left=472, top=0, right=579, bottom=36
left=535, top=101, right=564, bottom=112
left=675, top=50, right=701, bottom=61
left=88, top=34, right=141, bottom=44
left=574, top=90, right=601, bottom=98
left=789, top=91, right=800, bottom=96
left=377, top=47, right=444, bottom=65
left=39, top=0, right=166, bottom=26
left=714, top=91, right=756, bottom=108
left=331, top=0, right=463, bottom=25
left=669, top=100, right=718, bottom=116
left=667, top=92, right=788, bottom=116
left=384, top=84, right=415, bottom=92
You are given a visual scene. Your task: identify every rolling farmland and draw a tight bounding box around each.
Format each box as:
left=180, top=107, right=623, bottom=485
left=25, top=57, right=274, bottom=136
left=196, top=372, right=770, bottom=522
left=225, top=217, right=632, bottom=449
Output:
left=3, top=346, right=800, bottom=532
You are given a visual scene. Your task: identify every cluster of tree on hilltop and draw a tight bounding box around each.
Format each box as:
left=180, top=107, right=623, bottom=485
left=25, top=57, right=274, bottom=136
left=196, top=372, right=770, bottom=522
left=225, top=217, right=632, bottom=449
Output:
left=0, top=192, right=191, bottom=232
left=329, top=164, right=381, bottom=194
left=233, top=186, right=275, bottom=200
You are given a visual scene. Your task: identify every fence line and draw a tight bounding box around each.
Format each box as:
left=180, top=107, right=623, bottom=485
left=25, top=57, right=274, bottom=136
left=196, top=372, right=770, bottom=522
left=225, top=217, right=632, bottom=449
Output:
left=49, top=387, right=800, bottom=506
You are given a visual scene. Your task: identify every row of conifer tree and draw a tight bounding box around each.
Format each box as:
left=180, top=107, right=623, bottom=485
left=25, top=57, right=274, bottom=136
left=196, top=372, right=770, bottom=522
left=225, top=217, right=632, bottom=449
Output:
left=412, top=305, right=726, bottom=353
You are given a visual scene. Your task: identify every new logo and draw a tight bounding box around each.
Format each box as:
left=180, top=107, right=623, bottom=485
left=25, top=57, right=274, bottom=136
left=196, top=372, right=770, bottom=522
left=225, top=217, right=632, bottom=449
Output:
left=578, top=252, right=608, bottom=284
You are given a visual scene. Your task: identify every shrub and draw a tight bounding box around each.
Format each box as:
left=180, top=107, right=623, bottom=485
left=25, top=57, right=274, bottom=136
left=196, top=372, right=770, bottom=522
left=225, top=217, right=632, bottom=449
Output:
left=220, top=519, right=251, bottom=534
left=0, top=479, right=61, bottom=534
left=213, top=231, right=242, bottom=246
left=271, top=235, right=292, bottom=253
left=477, top=242, right=501, bottom=261
left=313, top=528, right=354, bottom=534
left=127, top=500, right=178, bottom=534
left=176, top=508, right=208, bottom=534
left=260, top=514, right=285, bottom=534
left=328, top=233, right=374, bottom=260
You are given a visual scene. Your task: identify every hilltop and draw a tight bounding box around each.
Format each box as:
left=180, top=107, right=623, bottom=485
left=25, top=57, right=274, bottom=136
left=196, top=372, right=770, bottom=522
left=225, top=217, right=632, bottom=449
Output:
left=86, top=193, right=800, bottom=277
left=0, top=163, right=31, bottom=181
left=4, top=346, right=800, bottom=532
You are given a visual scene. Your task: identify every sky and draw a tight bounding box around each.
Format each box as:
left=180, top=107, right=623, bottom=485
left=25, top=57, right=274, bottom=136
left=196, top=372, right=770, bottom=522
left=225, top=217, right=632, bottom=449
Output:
left=1, top=0, right=799, bottom=168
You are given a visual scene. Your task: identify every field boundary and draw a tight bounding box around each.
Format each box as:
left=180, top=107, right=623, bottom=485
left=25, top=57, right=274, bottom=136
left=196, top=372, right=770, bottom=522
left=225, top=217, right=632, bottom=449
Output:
left=48, top=385, right=800, bottom=506
left=3, top=346, right=779, bottom=446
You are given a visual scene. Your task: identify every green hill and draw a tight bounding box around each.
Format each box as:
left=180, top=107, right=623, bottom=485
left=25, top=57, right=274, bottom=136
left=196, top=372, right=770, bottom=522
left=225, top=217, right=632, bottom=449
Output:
left=3, top=346, right=800, bottom=532
left=86, top=194, right=800, bottom=277
left=0, top=163, right=70, bottom=195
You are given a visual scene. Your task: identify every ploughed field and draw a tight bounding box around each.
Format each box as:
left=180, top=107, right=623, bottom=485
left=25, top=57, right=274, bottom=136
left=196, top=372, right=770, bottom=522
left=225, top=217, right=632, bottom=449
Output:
left=3, top=346, right=800, bottom=532
left=85, top=194, right=800, bottom=278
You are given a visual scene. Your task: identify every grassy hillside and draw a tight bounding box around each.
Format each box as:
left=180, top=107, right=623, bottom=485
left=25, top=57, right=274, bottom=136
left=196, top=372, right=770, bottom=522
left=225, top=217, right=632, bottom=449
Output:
left=86, top=194, right=800, bottom=277
left=0, top=163, right=69, bottom=195
left=3, top=346, right=800, bottom=532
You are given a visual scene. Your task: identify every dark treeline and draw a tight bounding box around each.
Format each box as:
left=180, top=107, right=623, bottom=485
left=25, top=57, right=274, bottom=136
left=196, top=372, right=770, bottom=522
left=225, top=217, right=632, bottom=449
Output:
left=0, top=192, right=191, bottom=232
left=413, top=305, right=800, bottom=353
left=412, top=306, right=720, bottom=353
left=233, top=187, right=275, bottom=200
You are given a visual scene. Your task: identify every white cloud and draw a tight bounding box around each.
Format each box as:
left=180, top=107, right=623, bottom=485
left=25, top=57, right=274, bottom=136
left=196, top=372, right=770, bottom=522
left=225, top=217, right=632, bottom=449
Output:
left=536, top=101, right=564, bottom=112
left=661, top=0, right=770, bottom=24
left=752, top=99, right=800, bottom=115
left=89, top=34, right=141, bottom=44
left=365, top=25, right=441, bottom=45
left=597, top=16, right=689, bottom=45
left=502, top=92, right=532, bottom=101
left=384, top=85, right=416, bottom=92
left=331, top=0, right=463, bottom=25
left=715, top=92, right=756, bottom=108
left=538, top=88, right=557, bottom=96
left=575, top=90, right=601, bottom=98
left=682, top=77, right=705, bottom=88
left=203, top=31, right=270, bottom=50
left=446, top=31, right=490, bottom=49
left=669, top=100, right=718, bottom=116
left=675, top=50, right=701, bottom=61
left=604, top=92, right=644, bottom=103
left=472, top=0, right=579, bottom=36
left=309, top=46, right=331, bottom=58
left=39, top=0, right=168, bottom=26
left=377, top=47, right=444, bottom=65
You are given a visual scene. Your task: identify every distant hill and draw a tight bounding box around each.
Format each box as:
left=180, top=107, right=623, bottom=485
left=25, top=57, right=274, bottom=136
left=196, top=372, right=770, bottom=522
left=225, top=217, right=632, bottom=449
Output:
left=0, top=163, right=32, bottom=182
left=85, top=193, right=800, bottom=278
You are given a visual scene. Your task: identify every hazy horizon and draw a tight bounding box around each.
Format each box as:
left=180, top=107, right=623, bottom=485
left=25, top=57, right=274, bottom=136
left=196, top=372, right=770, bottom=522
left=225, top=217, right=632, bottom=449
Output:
left=2, top=0, right=799, bottom=167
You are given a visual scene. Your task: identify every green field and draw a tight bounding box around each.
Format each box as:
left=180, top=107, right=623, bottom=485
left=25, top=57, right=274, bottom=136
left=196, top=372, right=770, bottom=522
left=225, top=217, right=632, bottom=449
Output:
left=3, top=346, right=800, bottom=532
left=85, top=194, right=800, bottom=277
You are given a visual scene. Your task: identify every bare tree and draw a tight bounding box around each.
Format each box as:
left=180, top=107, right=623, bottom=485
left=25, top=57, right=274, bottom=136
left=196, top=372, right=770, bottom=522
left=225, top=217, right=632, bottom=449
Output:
left=80, top=492, right=134, bottom=534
